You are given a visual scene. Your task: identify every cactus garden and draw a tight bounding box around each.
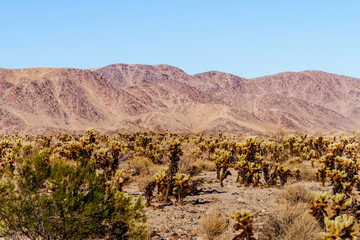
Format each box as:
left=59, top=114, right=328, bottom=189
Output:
left=2, top=129, right=360, bottom=239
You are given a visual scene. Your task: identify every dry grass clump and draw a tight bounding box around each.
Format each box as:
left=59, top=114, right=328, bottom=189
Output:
left=200, top=209, right=229, bottom=240
left=280, top=212, right=322, bottom=240
left=262, top=202, right=321, bottom=240
left=284, top=161, right=317, bottom=182
left=283, top=183, right=314, bottom=205
left=128, top=156, right=155, bottom=176
left=193, top=158, right=216, bottom=171
left=178, top=157, right=199, bottom=175
left=296, top=162, right=317, bottom=181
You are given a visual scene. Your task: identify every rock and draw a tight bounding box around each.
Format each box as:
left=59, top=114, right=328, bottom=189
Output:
left=258, top=210, right=266, bottom=216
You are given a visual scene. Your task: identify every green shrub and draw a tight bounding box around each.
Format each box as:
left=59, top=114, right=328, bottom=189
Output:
left=0, top=153, right=146, bottom=239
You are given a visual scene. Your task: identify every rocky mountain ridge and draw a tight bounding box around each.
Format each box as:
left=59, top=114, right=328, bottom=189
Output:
left=0, top=64, right=359, bottom=134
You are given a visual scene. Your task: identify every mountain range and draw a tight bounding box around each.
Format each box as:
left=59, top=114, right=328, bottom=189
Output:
left=1, top=64, right=359, bottom=134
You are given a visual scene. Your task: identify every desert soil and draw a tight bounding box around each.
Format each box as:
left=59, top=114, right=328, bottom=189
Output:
left=125, top=169, right=325, bottom=240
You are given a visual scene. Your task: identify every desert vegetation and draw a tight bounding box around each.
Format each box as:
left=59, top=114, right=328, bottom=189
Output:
left=1, top=129, right=360, bottom=239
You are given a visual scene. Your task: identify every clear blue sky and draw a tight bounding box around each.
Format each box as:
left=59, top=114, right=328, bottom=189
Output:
left=1, top=1, right=359, bottom=78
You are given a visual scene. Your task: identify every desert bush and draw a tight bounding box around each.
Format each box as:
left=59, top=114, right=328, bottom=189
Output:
left=128, top=156, right=154, bottom=176
left=263, top=202, right=321, bottom=240
left=177, top=156, right=200, bottom=176
left=295, top=162, right=317, bottom=181
left=283, top=183, right=314, bottom=205
left=200, top=209, right=228, bottom=240
left=193, top=158, right=216, bottom=171
left=0, top=153, right=147, bottom=239
left=279, top=212, right=322, bottom=240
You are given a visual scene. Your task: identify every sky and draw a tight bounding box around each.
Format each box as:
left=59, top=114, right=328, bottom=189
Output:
left=1, top=0, right=359, bottom=78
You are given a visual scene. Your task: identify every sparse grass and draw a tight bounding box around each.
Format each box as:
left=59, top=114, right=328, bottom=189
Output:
left=283, top=183, right=314, bottom=205
left=200, top=209, right=229, bottom=240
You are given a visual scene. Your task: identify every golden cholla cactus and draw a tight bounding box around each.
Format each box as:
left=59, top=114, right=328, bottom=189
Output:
left=327, top=170, right=350, bottom=195
left=278, top=165, right=291, bottom=187
left=261, top=161, right=271, bottom=186
left=310, top=191, right=330, bottom=227
left=293, top=167, right=301, bottom=181
left=235, top=159, right=261, bottom=187
left=94, top=148, right=114, bottom=171
left=112, top=168, right=131, bottom=191
left=231, top=209, right=255, bottom=240
left=323, top=215, right=357, bottom=240
left=85, top=127, right=95, bottom=136
left=327, top=142, right=344, bottom=156
left=173, top=173, right=190, bottom=205
left=320, top=153, right=336, bottom=170
left=330, top=193, right=352, bottom=218
left=1, top=148, right=16, bottom=171
left=344, top=143, right=359, bottom=158
left=153, top=166, right=169, bottom=197
left=316, top=164, right=328, bottom=186
left=163, top=138, right=183, bottom=202
left=213, top=149, right=232, bottom=187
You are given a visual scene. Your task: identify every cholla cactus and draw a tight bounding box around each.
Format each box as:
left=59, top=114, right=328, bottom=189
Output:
left=293, top=167, right=301, bottom=181
left=57, top=140, right=82, bottom=160
left=144, top=180, right=156, bottom=207
left=94, top=148, right=115, bottom=174
left=330, top=193, right=352, bottom=218
left=310, top=192, right=330, bottom=227
left=278, top=165, right=291, bottom=187
left=85, top=127, right=96, bottom=143
left=316, top=164, right=328, bottom=186
left=164, top=138, right=183, bottom=201
left=231, top=209, right=255, bottom=240
left=1, top=148, right=16, bottom=171
left=261, top=161, right=271, bottom=186
left=153, top=166, right=169, bottom=198
left=214, top=149, right=232, bottom=187
left=323, top=215, right=357, bottom=239
left=173, top=173, right=190, bottom=205
left=112, top=168, right=131, bottom=191
left=327, top=170, right=351, bottom=195
left=235, top=159, right=261, bottom=187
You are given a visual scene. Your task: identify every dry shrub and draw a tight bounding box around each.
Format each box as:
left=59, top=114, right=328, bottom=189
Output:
left=283, top=183, right=314, bottom=205
left=284, top=161, right=317, bottom=182
left=193, top=158, right=216, bottom=171
left=262, top=202, right=321, bottom=240
left=178, top=157, right=199, bottom=175
left=128, top=156, right=154, bottom=176
left=296, top=162, right=317, bottom=181
left=200, top=209, right=229, bottom=240
left=281, top=213, right=322, bottom=240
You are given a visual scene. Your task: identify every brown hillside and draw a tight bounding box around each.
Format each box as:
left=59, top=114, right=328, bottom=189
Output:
left=0, top=65, right=359, bottom=133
